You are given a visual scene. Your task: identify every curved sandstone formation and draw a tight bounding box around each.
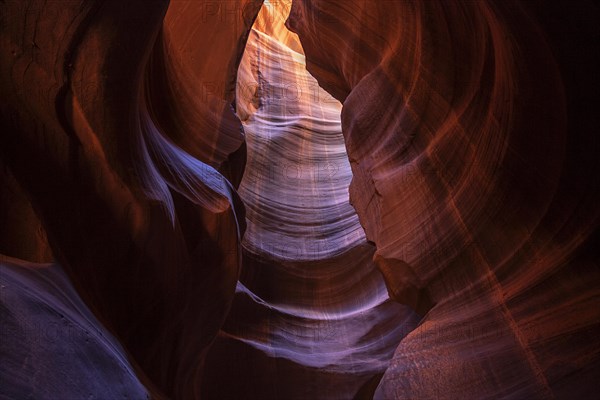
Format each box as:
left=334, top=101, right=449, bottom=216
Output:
left=146, top=0, right=263, bottom=186
left=0, top=1, right=253, bottom=398
left=237, top=1, right=363, bottom=261
left=287, top=0, right=600, bottom=398
left=0, top=256, right=149, bottom=399
left=1, top=0, right=599, bottom=399
left=201, top=3, right=419, bottom=398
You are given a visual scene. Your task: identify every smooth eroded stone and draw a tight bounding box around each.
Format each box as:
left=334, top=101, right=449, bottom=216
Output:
left=288, top=0, right=600, bottom=398
left=0, top=256, right=149, bottom=400
left=203, top=2, right=421, bottom=398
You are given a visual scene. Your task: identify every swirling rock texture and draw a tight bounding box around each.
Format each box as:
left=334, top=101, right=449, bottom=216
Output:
left=286, top=0, right=600, bottom=399
left=201, top=2, right=419, bottom=399
left=0, top=0, right=599, bottom=400
left=0, top=1, right=252, bottom=398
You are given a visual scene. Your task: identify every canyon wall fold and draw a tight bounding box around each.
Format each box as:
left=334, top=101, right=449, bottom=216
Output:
left=0, top=1, right=259, bottom=398
left=287, top=0, right=600, bottom=398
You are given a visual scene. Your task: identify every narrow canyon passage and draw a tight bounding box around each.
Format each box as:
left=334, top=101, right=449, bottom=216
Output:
left=201, top=3, right=419, bottom=398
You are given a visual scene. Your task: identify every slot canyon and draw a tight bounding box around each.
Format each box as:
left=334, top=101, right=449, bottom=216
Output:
left=1, top=0, right=599, bottom=399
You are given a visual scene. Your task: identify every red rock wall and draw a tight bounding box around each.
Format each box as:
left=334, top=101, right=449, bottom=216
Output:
left=287, top=0, right=600, bottom=398
left=0, top=1, right=255, bottom=398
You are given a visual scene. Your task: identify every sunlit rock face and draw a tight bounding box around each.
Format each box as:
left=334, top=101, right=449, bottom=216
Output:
left=200, top=2, right=420, bottom=398
left=237, top=1, right=364, bottom=260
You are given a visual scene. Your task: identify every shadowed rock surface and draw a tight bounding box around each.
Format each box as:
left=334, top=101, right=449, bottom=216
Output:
left=1, top=256, right=149, bottom=399
left=0, top=1, right=251, bottom=398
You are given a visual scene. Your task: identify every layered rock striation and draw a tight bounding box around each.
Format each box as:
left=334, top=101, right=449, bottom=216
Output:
left=0, top=0, right=598, bottom=399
